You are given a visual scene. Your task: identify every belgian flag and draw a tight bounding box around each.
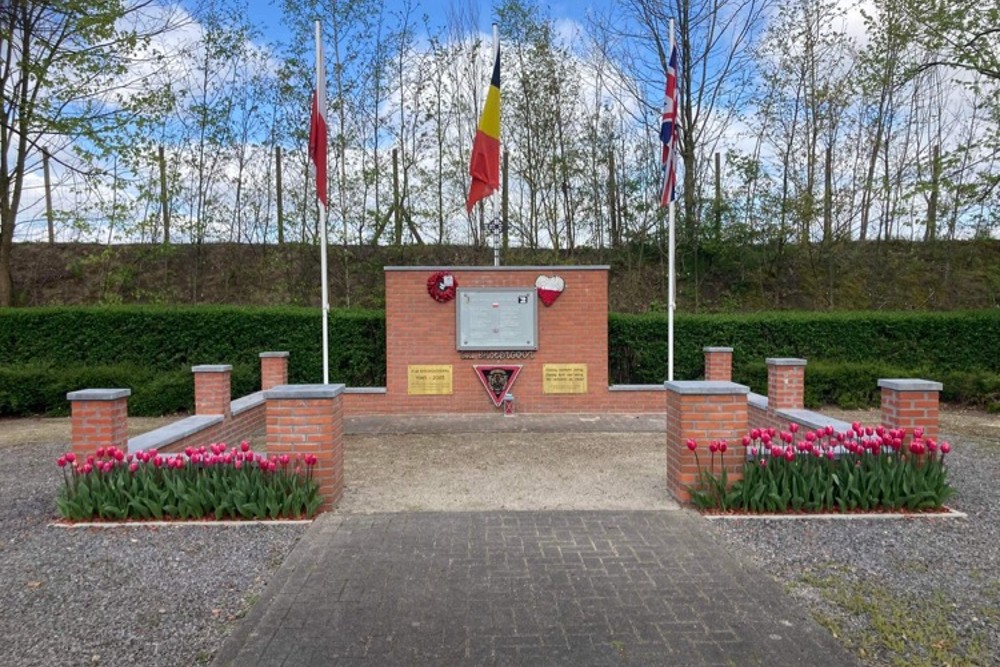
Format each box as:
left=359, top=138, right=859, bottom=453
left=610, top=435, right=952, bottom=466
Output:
left=466, top=28, right=501, bottom=212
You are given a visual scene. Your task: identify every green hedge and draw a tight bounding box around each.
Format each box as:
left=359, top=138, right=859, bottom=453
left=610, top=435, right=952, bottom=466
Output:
left=609, top=310, right=1000, bottom=384
left=2, top=307, right=999, bottom=416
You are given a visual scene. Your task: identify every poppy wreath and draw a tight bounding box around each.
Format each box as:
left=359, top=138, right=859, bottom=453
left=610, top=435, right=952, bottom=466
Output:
left=427, top=271, right=458, bottom=303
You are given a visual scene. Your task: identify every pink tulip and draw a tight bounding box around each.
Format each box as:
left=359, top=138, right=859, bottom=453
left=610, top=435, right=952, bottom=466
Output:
left=770, top=446, right=782, bottom=458
left=719, top=442, right=728, bottom=454
left=789, top=423, right=799, bottom=434
left=234, top=460, right=242, bottom=470
left=825, top=425, right=834, bottom=436
left=279, top=454, right=290, bottom=466
left=96, top=447, right=106, bottom=458
left=129, top=462, right=139, bottom=473
left=941, top=442, right=951, bottom=454
left=709, top=442, right=719, bottom=454
left=82, top=463, right=93, bottom=474
left=826, top=450, right=835, bottom=460
left=751, top=428, right=761, bottom=439
left=240, top=441, right=250, bottom=452
left=65, top=452, right=76, bottom=463
left=57, top=456, right=67, bottom=468
left=686, top=439, right=697, bottom=451
left=761, top=433, right=772, bottom=444
left=914, top=427, right=924, bottom=439
left=185, top=447, right=194, bottom=457
left=742, top=436, right=751, bottom=447
left=806, top=432, right=816, bottom=442
left=750, top=447, right=758, bottom=457
left=114, top=450, right=124, bottom=462
left=153, top=456, right=163, bottom=468
left=784, top=450, right=795, bottom=462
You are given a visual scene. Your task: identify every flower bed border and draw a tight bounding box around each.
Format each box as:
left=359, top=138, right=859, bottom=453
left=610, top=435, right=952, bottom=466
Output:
left=701, top=506, right=966, bottom=520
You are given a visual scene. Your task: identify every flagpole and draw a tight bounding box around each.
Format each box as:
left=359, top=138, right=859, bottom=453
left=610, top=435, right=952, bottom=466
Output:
left=667, top=18, right=676, bottom=383
left=316, top=19, right=330, bottom=385
left=492, top=23, right=500, bottom=268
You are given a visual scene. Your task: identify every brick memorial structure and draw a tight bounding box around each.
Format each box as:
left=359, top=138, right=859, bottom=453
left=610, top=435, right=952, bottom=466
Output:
left=66, top=265, right=946, bottom=510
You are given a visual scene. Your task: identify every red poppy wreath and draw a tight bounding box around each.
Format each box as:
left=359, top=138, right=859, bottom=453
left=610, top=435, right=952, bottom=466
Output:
left=427, top=271, right=458, bottom=302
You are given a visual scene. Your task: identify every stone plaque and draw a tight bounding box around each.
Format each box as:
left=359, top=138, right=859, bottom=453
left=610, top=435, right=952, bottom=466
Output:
left=543, top=364, right=588, bottom=394
left=407, top=365, right=453, bottom=395
left=456, top=288, right=537, bottom=351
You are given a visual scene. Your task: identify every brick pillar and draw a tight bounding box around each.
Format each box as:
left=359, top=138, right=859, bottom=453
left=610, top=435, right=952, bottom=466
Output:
left=878, top=379, right=943, bottom=441
left=259, top=351, right=290, bottom=390
left=767, top=358, right=807, bottom=410
left=193, top=365, right=232, bottom=417
left=703, top=347, right=733, bottom=382
left=665, top=381, right=749, bottom=503
left=67, top=389, right=131, bottom=459
left=265, top=384, right=345, bottom=511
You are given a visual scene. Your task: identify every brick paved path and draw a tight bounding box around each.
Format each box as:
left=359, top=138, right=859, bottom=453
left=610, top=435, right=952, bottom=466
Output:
left=215, top=511, right=858, bottom=667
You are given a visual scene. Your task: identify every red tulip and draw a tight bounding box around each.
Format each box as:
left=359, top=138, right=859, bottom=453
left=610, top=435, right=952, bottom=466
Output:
left=709, top=442, right=719, bottom=454
left=57, top=456, right=67, bottom=468
left=719, top=442, right=728, bottom=454
left=96, top=447, right=106, bottom=458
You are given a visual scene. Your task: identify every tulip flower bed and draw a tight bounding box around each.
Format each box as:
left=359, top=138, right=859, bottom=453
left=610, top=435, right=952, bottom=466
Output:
left=56, top=442, right=323, bottom=521
left=687, top=423, right=954, bottom=514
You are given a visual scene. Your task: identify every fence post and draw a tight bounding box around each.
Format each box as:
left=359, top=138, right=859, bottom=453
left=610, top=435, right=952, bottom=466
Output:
left=766, top=358, right=807, bottom=411
left=193, top=365, right=232, bottom=417
left=665, top=381, right=749, bottom=503
left=67, top=389, right=131, bottom=459
left=259, top=352, right=290, bottom=390
left=265, top=384, right=345, bottom=511
left=703, top=346, right=733, bottom=382
left=878, top=379, right=943, bottom=441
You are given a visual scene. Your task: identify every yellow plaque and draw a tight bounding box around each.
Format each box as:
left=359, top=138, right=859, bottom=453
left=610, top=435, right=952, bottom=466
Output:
left=543, top=364, right=588, bottom=394
left=407, top=365, right=453, bottom=395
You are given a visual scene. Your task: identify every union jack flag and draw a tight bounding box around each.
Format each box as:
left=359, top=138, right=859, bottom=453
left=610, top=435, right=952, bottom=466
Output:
left=659, top=43, right=679, bottom=207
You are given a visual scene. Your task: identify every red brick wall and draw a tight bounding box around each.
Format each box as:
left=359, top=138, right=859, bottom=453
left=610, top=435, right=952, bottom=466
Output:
left=156, top=405, right=266, bottom=454
left=372, top=266, right=663, bottom=414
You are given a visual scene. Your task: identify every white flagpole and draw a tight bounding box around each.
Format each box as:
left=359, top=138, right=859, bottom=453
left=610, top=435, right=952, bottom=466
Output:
left=316, top=20, right=330, bottom=385
left=492, top=23, right=501, bottom=268
left=667, top=18, right=676, bottom=382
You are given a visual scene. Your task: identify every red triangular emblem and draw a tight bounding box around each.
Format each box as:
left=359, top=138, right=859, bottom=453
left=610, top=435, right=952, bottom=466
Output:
left=473, top=365, right=522, bottom=407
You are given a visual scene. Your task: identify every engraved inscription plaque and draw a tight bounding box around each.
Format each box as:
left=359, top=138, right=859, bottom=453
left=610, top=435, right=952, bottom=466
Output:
left=456, top=288, right=537, bottom=351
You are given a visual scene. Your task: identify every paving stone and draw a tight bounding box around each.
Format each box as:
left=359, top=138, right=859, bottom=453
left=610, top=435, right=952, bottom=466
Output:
left=213, top=511, right=861, bottom=667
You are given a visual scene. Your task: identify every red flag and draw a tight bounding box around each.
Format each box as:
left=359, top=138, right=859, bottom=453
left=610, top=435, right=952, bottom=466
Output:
left=466, top=35, right=501, bottom=212
left=309, top=49, right=328, bottom=208
left=659, top=43, right=679, bottom=207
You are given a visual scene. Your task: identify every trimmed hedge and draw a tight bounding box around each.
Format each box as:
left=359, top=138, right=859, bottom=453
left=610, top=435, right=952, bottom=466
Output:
left=2, top=307, right=999, bottom=416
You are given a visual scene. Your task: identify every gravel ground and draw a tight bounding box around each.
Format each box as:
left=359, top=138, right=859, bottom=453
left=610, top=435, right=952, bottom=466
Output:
left=708, top=413, right=1000, bottom=666
left=1, top=410, right=997, bottom=666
